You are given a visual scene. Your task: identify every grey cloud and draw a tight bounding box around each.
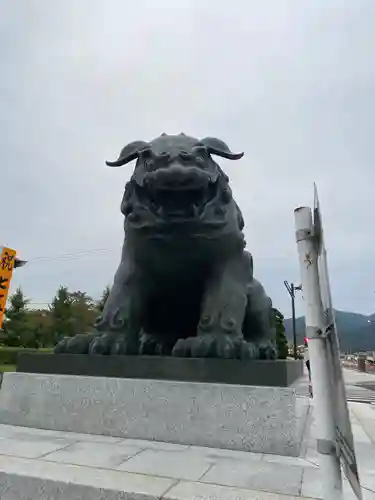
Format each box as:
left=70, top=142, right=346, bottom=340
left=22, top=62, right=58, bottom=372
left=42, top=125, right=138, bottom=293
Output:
left=1, top=0, right=375, bottom=317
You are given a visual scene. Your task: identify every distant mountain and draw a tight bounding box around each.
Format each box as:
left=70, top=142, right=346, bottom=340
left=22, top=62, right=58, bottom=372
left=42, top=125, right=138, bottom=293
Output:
left=284, top=310, right=375, bottom=352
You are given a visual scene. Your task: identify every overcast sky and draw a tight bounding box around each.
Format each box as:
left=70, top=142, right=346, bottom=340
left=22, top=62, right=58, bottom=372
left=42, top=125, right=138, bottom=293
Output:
left=1, top=0, right=375, bottom=318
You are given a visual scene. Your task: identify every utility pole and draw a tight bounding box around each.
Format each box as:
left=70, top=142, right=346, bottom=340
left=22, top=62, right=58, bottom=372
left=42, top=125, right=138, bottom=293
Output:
left=294, top=206, right=344, bottom=499
left=284, top=281, right=302, bottom=360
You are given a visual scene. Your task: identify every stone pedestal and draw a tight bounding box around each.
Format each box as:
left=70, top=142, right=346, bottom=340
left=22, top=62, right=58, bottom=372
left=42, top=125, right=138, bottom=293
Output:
left=17, top=353, right=303, bottom=386
left=0, top=372, right=307, bottom=456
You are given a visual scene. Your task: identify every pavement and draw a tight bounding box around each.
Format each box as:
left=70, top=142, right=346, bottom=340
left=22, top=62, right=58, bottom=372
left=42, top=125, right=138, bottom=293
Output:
left=293, top=366, right=375, bottom=404
left=0, top=368, right=374, bottom=499
left=343, top=368, right=375, bottom=404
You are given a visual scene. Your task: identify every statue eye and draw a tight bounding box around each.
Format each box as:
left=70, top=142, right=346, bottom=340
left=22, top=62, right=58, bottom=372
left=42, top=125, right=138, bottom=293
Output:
left=145, top=158, right=154, bottom=169
left=138, top=148, right=155, bottom=169
left=194, top=146, right=207, bottom=155
left=139, top=147, right=153, bottom=158
left=158, top=152, right=171, bottom=162
left=179, top=151, right=194, bottom=162
left=193, top=146, right=207, bottom=163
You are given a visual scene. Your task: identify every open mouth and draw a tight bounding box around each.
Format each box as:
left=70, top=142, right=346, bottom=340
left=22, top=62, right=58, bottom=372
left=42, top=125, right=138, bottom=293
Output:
left=137, top=180, right=218, bottom=218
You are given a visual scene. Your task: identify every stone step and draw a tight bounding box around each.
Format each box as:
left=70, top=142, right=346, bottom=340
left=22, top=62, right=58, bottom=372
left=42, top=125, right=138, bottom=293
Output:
left=0, top=423, right=317, bottom=500
left=1, top=422, right=373, bottom=499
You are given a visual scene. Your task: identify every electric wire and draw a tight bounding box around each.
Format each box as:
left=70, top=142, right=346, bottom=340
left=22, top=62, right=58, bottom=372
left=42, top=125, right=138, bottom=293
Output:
left=27, top=247, right=120, bottom=262
left=12, top=247, right=118, bottom=307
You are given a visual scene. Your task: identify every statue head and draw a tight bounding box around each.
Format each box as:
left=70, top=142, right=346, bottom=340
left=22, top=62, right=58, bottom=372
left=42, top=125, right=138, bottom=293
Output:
left=106, top=133, right=244, bottom=230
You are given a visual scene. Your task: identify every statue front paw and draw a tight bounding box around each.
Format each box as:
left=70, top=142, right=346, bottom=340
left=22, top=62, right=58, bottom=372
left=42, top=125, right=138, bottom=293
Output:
left=171, top=334, right=259, bottom=359
left=138, top=333, right=173, bottom=355
left=54, top=333, right=98, bottom=354
left=54, top=332, right=138, bottom=355
left=257, top=341, right=277, bottom=360
left=89, top=332, right=138, bottom=355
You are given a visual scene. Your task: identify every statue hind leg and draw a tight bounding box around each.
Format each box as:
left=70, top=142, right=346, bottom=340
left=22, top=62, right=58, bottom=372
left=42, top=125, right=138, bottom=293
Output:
left=243, top=278, right=277, bottom=359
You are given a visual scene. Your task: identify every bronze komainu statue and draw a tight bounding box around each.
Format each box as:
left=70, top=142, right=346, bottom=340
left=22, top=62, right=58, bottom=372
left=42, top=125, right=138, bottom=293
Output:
left=55, top=133, right=277, bottom=359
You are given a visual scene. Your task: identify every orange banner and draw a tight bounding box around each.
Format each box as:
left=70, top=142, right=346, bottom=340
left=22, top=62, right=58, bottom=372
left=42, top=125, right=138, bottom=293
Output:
left=0, top=247, right=17, bottom=329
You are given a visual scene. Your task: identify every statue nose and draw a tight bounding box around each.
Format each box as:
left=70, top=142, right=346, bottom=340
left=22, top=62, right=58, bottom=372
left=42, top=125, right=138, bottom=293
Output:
left=147, top=165, right=207, bottom=189
left=162, top=171, right=194, bottom=188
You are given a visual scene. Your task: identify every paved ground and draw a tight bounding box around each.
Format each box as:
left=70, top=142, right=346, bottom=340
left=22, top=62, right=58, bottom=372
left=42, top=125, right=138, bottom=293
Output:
left=0, top=402, right=374, bottom=499
left=293, top=366, right=375, bottom=404
left=343, top=368, right=375, bottom=404
left=309, top=400, right=375, bottom=499
left=0, top=369, right=375, bottom=499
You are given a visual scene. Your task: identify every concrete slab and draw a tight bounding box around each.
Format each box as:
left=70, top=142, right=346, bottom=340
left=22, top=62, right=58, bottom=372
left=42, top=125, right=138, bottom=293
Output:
left=302, top=401, right=375, bottom=498
left=187, top=445, right=263, bottom=463
left=343, top=368, right=375, bottom=385
left=260, top=453, right=318, bottom=469
left=301, top=467, right=375, bottom=500
left=200, top=460, right=304, bottom=496
left=0, top=455, right=175, bottom=500
left=0, top=422, right=316, bottom=499
left=117, top=438, right=189, bottom=452
left=164, top=481, right=314, bottom=500
left=350, top=402, right=375, bottom=445
left=116, top=448, right=212, bottom=481
left=0, top=424, right=69, bottom=440
left=0, top=436, right=74, bottom=459
left=0, top=411, right=374, bottom=499
left=351, top=423, right=374, bottom=444
left=42, top=441, right=143, bottom=469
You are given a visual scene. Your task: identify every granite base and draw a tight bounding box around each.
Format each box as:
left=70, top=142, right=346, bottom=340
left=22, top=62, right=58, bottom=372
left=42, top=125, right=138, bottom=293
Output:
left=0, top=372, right=305, bottom=456
left=17, top=353, right=303, bottom=387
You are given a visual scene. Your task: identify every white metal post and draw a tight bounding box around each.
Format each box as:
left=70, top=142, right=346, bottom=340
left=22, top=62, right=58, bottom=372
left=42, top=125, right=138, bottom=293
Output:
left=294, top=206, right=343, bottom=500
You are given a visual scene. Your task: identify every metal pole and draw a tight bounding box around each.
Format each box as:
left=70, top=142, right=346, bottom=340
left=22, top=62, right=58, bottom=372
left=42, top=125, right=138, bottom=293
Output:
left=291, top=283, right=298, bottom=360
left=294, top=206, right=343, bottom=500
left=284, top=280, right=298, bottom=360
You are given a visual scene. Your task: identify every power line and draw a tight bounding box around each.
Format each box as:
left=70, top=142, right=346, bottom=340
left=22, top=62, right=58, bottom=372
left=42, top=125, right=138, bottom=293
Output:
left=10, top=248, right=117, bottom=306
left=26, top=247, right=120, bottom=263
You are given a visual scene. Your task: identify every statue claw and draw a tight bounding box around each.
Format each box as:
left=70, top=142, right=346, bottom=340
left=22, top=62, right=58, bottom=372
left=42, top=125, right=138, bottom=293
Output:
left=172, top=334, right=260, bottom=360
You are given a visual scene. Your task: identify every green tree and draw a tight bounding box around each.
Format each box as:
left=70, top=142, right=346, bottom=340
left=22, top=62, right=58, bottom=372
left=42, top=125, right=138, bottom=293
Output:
left=273, top=308, right=289, bottom=360
left=26, top=308, right=54, bottom=348
left=69, top=291, right=97, bottom=335
left=97, top=285, right=110, bottom=313
left=49, top=286, right=75, bottom=343
left=49, top=287, right=99, bottom=343
left=1, top=287, right=31, bottom=347
left=0, top=285, right=106, bottom=349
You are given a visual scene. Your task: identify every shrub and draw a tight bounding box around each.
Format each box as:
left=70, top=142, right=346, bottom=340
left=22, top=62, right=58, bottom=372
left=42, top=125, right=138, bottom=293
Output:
left=0, top=347, right=53, bottom=365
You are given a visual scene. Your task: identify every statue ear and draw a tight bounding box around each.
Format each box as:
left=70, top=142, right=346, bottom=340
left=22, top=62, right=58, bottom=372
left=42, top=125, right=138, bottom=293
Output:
left=199, top=137, right=244, bottom=160
left=106, top=141, right=150, bottom=167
